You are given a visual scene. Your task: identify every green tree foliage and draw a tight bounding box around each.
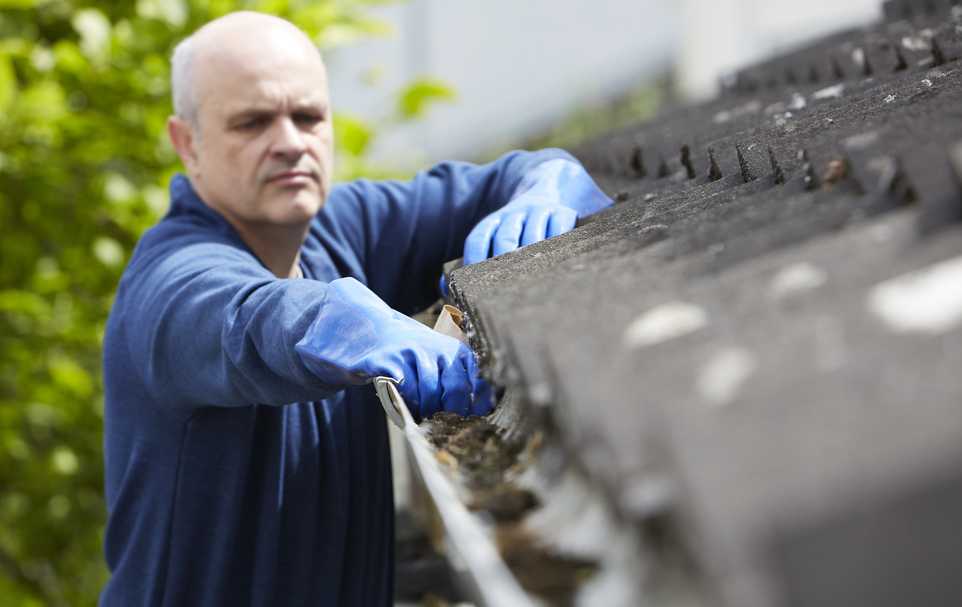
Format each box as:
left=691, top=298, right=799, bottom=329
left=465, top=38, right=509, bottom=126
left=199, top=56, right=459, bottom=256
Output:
left=398, top=77, right=456, bottom=120
left=0, top=1, right=452, bottom=604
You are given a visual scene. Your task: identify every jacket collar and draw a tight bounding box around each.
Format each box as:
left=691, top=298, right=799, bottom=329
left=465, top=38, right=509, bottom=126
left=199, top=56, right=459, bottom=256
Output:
left=166, top=173, right=242, bottom=241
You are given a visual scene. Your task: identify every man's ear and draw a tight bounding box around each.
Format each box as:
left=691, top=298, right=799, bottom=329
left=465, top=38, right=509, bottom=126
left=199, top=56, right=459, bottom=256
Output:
left=167, top=116, right=200, bottom=175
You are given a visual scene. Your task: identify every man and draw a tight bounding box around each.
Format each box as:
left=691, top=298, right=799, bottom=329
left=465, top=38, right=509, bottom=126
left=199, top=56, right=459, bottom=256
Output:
left=101, top=11, right=611, bottom=606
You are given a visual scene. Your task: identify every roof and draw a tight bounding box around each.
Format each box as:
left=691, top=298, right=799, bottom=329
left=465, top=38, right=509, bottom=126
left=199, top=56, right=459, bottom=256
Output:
left=445, top=3, right=962, bottom=605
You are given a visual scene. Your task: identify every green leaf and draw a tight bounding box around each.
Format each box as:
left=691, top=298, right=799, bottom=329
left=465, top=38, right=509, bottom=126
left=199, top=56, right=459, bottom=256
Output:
left=71, top=9, right=111, bottom=64
left=48, top=356, right=94, bottom=398
left=25, top=402, right=61, bottom=430
left=0, top=0, right=41, bottom=7
left=18, top=79, right=67, bottom=123
left=333, top=113, right=373, bottom=157
left=52, top=40, right=87, bottom=74
left=50, top=447, right=79, bottom=475
left=0, top=290, right=50, bottom=318
left=92, top=237, right=124, bottom=268
left=0, top=54, right=16, bottom=114
left=136, top=0, right=188, bottom=27
left=48, top=495, right=71, bottom=520
left=104, top=173, right=135, bottom=203
left=398, top=78, right=456, bottom=120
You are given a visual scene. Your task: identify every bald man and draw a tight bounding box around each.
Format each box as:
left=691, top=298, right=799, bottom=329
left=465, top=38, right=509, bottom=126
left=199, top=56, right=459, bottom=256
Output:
left=101, top=11, right=611, bottom=606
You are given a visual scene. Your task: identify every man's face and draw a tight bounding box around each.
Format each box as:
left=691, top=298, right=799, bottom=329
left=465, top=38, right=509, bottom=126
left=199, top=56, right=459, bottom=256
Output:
left=180, top=38, right=334, bottom=229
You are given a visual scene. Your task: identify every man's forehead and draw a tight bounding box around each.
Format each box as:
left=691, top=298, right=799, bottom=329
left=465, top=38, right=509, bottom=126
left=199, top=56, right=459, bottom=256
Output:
left=194, top=44, right=328, bottom=115
left=222, top=90, right=329, bottom=114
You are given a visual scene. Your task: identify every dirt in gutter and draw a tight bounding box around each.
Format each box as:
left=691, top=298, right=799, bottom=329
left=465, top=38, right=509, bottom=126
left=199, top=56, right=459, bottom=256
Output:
left=423, top=411, right=598, bottom=606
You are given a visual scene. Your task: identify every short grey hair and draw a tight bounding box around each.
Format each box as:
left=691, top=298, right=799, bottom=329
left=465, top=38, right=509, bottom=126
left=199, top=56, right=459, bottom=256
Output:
left=171, top=34, right=198, bottom=126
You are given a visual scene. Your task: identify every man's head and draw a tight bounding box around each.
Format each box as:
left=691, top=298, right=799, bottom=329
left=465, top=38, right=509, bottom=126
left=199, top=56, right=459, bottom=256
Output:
left=167, top=12, right=333, bottom=230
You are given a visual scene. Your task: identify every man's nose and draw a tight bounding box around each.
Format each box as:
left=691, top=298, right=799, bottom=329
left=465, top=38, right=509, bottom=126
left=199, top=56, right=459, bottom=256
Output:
left=270, top=117, right=307, bottom=159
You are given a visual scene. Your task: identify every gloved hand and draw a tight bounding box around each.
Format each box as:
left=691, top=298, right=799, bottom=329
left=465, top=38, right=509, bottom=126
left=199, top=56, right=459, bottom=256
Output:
left=440, top=159, right=612, bottom=295
left=295, top=277, right=492, bottom=421
left=464, top=158, right=612, bottom=266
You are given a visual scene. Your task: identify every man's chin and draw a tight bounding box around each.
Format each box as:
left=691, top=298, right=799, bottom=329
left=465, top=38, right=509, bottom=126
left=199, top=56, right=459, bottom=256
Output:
left=272, top=190, right=323, bottom=223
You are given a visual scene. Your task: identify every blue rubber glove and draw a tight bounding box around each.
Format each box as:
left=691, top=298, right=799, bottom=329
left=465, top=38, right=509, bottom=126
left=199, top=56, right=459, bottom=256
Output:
left=465, top=158, right=612, bottom=266
left=439, top=159, right=611, bottom=295
left=295, top=277, right=492, bottom=421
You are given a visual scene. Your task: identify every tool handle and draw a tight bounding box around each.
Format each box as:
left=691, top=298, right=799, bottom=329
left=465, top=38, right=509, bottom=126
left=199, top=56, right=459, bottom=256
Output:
left=373, top=376, right=406, bottom=429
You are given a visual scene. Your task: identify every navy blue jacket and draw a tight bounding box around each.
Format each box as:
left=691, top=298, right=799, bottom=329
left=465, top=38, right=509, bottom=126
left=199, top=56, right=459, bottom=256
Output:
left=100, top=149, right=571, bottom=606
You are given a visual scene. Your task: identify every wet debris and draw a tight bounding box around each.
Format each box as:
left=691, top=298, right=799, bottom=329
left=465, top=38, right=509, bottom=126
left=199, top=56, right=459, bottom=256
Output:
left=423, top=411, right=599, bottom=603
left=425, top=412, right=521, bottom=491
left=822, top=158, right=849, bottom=185
left=497, top=525, right=598, bottom=607
left=470, top=485, right=540, bottom=523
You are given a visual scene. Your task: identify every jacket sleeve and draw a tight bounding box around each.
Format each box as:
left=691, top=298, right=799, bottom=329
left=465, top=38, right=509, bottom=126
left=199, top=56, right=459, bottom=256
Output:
left=120, top=236, right=350, bottom=408
left=316, top=148, right=576, bottom=314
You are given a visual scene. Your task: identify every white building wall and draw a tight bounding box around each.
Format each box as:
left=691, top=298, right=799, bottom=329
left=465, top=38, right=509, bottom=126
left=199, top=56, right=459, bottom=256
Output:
left=325, top=0, right=887, bottom=168
left=325, top=0, right=679, bottom=168
left=678, top=0, right=883, bottom=99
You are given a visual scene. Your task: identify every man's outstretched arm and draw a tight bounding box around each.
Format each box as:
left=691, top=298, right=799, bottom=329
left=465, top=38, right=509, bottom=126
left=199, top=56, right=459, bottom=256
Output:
left=317, top=149, right=612, bottom=314
left=117, top=237, right=488, bottom=417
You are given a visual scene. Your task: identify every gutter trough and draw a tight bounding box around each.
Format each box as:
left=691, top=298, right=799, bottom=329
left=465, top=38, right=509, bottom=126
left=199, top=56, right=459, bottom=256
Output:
left=376, top=376, right=534, bottom=606
left=376, top=312, right=648, bottom=606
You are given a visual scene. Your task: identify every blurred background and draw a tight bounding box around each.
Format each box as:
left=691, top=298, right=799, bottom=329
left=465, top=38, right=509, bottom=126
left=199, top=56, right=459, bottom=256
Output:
left=328, top=0, right=881, bottom=168
left=0, top=0, right=881, bottom=604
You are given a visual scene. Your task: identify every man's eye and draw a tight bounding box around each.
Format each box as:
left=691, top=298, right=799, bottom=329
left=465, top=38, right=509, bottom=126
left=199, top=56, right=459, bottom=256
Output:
left=236, top=116, right=269, bottom=130
left=294, top=112, right=324, bottom=126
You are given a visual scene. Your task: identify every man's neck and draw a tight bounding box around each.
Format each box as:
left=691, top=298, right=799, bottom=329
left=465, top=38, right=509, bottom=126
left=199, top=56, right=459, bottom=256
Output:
left=231, top=221, right=308, bottom=278
left=189, top=179, right=308, bottom=278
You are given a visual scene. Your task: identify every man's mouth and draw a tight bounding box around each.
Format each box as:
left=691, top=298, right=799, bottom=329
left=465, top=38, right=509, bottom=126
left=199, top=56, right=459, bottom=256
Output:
left=266, top=170, right=317, bottom=186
